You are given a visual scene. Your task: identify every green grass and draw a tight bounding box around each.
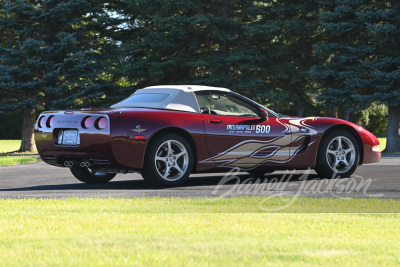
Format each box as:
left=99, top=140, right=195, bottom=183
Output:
left=0, top=155, right=38, bottom=166
left=378, top=137, right=386, bottom=152
left=0, top=139, right=22, bottom=153
left=0, top=198, right=399, bottom=266
left=0, top=139, right=37, bottom=153
left=0, top=140, right=38, bottom=166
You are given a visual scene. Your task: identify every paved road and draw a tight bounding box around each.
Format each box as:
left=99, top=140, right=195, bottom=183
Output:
left=0, top=157, right=399, bottom=199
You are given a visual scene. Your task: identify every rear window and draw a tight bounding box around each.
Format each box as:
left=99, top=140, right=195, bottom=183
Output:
left=122, top=93, right=169, bottom=103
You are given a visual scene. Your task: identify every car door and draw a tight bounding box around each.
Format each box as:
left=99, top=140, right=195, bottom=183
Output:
left=196, top=91, right=292, bottom=170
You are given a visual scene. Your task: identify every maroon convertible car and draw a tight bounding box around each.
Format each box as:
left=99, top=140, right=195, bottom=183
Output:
left=35, top=85, right=381, bottom=186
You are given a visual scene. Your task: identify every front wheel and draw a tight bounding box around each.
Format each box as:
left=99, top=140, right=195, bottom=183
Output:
left=141, top=133, right=194, bottom=187
left=315, top=130, right=359, bottom=178
left=70, top=167, right=116, bottom=183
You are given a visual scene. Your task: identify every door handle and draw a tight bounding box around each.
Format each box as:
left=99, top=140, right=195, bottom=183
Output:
left=209, top=119, right=223, bottom=124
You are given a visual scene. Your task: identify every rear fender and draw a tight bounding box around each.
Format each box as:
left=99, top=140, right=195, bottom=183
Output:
left=109, top=110, right=211, bottom=171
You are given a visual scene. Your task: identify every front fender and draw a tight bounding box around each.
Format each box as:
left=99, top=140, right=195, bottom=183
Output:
left=283, top=117, right=380, bottom=168
left=318, top=118, right=380, bottom=165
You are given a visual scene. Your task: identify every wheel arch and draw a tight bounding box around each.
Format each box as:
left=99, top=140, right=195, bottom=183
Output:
left=145, top=127, right=198, bottom=172
left=320, top=124, right=364, bottom=165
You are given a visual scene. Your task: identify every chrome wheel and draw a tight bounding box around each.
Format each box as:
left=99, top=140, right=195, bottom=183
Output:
left=326, top=136, right=356, bottom=173
left=155, top=140, right=189, bottom=181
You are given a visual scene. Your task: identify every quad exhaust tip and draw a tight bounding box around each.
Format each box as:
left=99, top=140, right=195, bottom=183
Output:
left=64, top=161, right=73, bottom=167
left=80, top=161, right=90, bottom=168
left=64, top=161, right=90, bottom=167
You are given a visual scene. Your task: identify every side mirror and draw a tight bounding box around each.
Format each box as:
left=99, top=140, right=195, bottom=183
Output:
left=200, top=106, right=211, bottom=114
left=260, top=110, right=268, bottom=121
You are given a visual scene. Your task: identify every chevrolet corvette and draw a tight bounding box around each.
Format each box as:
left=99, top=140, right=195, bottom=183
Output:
left=34, top=85, right=381, bottom=186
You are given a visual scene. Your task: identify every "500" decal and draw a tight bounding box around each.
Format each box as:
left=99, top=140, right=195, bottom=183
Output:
left=226, top=124, right=271, bottom=134
left=256, top=125, right=271, bottom=134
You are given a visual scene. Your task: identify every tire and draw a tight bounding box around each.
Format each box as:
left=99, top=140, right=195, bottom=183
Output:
left=315, top=129, right=360, bottom=178
left=70, top=167, right=116, bottom=183
left=141, top=133, right=194, bottom=187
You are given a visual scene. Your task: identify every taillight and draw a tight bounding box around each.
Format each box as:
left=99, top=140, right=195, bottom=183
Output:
left=47, top=115, right=55, bottom=128
left=95, top=117, right=108, bottom=129
left=38, top=116, right=46, bottom=128
left=82, top=116, right=94, bottom=129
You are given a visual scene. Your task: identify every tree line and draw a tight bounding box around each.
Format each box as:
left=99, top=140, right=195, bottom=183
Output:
left=0, top=0, right=399, bottom=152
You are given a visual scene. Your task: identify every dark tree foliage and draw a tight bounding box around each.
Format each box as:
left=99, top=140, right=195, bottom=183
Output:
left=119, top=0, right=246, bottom=89
left=0, top=0, right=124, bottom=151
left=310, top=0, right=400, bottom=152
left=243, top=0, right=320, bottom=116
left=0, top=0, right=396, bottom=152
left=119, top=0, right=320, bottom=116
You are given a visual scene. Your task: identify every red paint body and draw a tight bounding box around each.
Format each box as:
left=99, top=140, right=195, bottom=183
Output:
left=35, top=106, right=381, bottom=174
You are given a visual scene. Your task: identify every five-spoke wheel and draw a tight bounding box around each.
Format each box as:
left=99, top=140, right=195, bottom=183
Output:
left=315, top=130, right=359, bottom=178
left=326, top=136, right=356, bottom=174
left=141, top=133, right=193, bottom=186
left=154, top=140, right=189, bottom=181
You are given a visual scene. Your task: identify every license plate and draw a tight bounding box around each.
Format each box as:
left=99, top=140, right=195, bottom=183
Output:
left=60, top=130, right=79, bottom=145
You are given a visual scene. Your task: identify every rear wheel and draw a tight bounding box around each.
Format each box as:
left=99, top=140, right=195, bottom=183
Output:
left=70, top=167, right=116, bottom=183
left=315, top=130, right=359, bottom=178
left=141, top=133, right=194, bottom=187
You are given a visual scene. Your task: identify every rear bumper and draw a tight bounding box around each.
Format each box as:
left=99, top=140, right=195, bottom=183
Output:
left=40, top=150, right=116, bottom=168
left=35, top=127, right=127, bottom=170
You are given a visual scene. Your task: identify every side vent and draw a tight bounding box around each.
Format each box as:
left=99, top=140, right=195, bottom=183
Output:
left=297, top=137, right=311, bottom=154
